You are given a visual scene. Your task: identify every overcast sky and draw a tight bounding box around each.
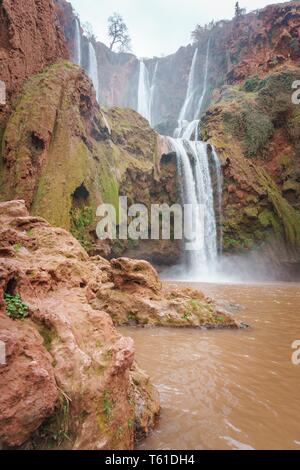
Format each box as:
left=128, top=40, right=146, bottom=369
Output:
left=70, top=0, right=286, bottom=58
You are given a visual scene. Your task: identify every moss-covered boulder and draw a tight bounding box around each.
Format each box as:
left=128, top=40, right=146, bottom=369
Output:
left=0, top=61, right=179, bottom=263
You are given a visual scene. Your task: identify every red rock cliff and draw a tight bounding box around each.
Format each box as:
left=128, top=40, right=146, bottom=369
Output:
left=0, top=0, right=68, bottom=100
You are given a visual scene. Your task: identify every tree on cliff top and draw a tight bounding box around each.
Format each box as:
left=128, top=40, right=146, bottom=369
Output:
left=235, top=2, right=246, bottom=18
left=108, top=13, right=132, bottom=52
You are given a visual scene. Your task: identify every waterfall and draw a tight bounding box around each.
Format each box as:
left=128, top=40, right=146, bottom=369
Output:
left=174, top=39, right=211, bottom=138
left=168, top=37, right=222, bottom=278
left=149, top=61, right=159, bottom=127
left=212, top=146, right=223, bottom=254
left=168, top=123, right=219, bottom=275
left=74, top=18, right=82, bottom=66
left=195, top=38, right=211, bottom=119
left=178, top=48, right=199, bottom=123
left=137, top=61, right=151, bottom=122
left=88, top=42, right=100, bottom=101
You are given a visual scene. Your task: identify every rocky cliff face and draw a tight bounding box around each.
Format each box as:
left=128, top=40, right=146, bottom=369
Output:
left=0, top=0, right=69, bottom=180
left=1, top=0, right=300, bottom=274
left=0, top=0, right=68, bottom=100
left=194, top=4, right=300, bottom=275
left=0, top=58, right=180, bottom=264
left=56, top=1, right=300, bottom=130
left=201, top=65, right=300, bottom=275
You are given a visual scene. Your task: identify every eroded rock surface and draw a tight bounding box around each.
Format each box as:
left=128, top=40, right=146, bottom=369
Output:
left=0, top=200, right=159, bottom=449
left=0, top=0, right=68, bottom=100
left=0, top=200, right=240, bottom=448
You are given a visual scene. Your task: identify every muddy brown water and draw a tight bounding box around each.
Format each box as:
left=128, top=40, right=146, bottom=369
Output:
left=121, top=282, right=300, bottom=450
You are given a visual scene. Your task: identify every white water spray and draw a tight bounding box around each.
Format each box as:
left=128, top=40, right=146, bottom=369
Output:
left=88, top=42, right=100, bottom=102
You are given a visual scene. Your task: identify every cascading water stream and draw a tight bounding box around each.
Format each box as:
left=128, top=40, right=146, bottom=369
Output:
left=74, top=18, right=82, bottom=66
left=178, top=48, right=199, bottom=123
left=168, top=125, right=219, bottom=276
left=195, top=38, right=211, bottom=119
left=167, top=38, right=223, bottom=278
left=137, top=61, right=151, bottom=122
left=149, top=61, right=159, bottom=127
left=88, top=42, right=100, bottom=102
left=212, top=146, right=223, bottom=254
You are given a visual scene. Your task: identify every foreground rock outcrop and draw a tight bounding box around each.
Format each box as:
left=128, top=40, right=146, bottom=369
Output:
left=0, top=200, right=159, bottom=449
left=0, top=200, right=239, bottom=449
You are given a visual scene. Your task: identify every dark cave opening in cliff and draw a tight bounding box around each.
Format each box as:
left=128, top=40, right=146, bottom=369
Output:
left=5, top=278, right=18, bottom=296
left=72, top=183, right=90, bottom=207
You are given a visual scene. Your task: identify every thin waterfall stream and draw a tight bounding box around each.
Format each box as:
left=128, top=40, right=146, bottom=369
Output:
left=88, top=42, right=100, bottom=102
left=137, top=60, right=151, bottom=122
left=74, top=18, right=82, bottom=66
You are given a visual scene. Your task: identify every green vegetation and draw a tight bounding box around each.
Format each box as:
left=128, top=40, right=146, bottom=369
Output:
left=128, top=312, right=139, bottom=324
left=70, top=206, right=94, bottom=250
left=25, top=390, right=72, bottom=450
left=4, top=294, right=29, bottom=320
left=223, top=68, right=300, bottom=158
left=183, top=299, right=204, bottom=321
left=37, top=324, right=57, bottom=352
left=242, top=75, right=265, bottom=93
left=257, top=168, right=300, bottom=246
left=127, top=419, right=134, bottom=430
left=13, top=243, right=23, bottom=253
left=216, top=315, right=226, bottom=323
left=103, top=391, right=113, bottom=423
left=98, top=159, right=120, bottom=219
left=224, top=104, right=273, bottom=157
left=182, top=311, right=192, bottom=321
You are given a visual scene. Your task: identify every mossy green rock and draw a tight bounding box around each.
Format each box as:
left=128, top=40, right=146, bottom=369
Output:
left=0, top=61, right=159, bottom=251
left=201, top=66, right=300, bottom=260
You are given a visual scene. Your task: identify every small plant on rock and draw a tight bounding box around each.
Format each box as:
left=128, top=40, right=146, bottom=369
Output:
left=4, top=293, right=29, bottom=320
left=103, top=391, right=112, bottom=422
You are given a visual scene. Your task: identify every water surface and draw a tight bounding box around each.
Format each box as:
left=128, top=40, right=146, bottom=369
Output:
left=121, top=282, right=300, bottom=450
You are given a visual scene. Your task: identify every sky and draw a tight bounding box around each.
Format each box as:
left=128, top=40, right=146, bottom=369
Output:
left=70, top=0, right=286, bottom=58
